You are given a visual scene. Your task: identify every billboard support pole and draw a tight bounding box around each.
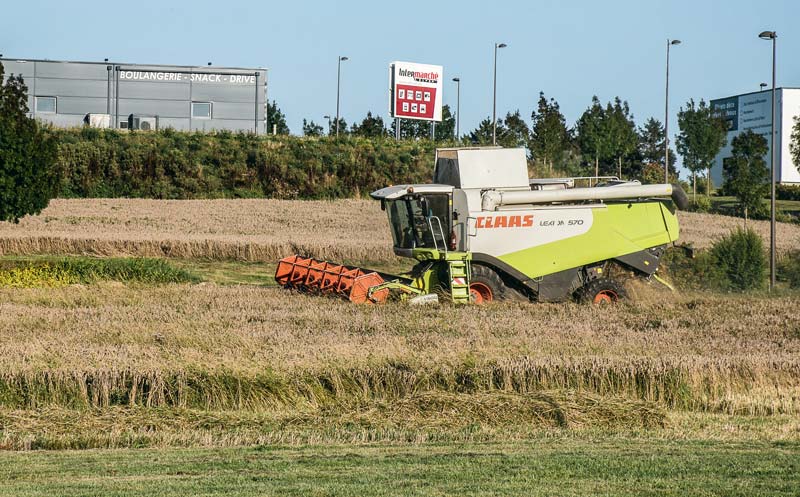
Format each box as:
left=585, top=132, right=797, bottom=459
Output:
left=396, top=118, right=400, bottom=140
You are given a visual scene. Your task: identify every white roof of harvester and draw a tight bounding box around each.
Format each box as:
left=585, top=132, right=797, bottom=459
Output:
left=435, top=147, right=530, bottom=190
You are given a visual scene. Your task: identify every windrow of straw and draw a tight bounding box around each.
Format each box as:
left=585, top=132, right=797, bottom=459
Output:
left=0, top=357, right=797, bottom=415
left=0, top=390, right=665, bottom=451
left=2, top=199, right=800, bottom=262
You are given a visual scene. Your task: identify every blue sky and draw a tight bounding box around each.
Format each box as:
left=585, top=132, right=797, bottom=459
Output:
left=1, top=0, right=796, bottom=145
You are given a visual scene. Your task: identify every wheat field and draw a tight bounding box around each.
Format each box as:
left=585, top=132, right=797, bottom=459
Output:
left=1, top=283, right=798, bottom=416
left=1, top=199, right=799, bottom=262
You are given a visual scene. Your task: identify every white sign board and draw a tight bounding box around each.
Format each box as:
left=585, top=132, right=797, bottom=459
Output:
left=389, top=61, right=443, bottom=122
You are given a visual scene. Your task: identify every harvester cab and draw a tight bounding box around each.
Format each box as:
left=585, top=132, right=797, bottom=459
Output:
left=276, top=147, right=688, bottom=305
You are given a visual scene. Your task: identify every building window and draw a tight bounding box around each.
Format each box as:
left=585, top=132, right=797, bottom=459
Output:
left=192, top=102, right=212, bottom=119
left=35, top=96, right=57, bottom=114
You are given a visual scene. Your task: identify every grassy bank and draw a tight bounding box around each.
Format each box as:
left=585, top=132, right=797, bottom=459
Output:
left=2, top=438, right=798, bottom=496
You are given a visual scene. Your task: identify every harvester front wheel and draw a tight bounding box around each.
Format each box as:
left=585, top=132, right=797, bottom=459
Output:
left=469, top=265, right=507, bottom=304
left=580, top=278, right=626, bottom=305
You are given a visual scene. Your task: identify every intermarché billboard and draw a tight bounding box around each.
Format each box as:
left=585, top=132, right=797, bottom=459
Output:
left=389, top=61, right=443, bottom=122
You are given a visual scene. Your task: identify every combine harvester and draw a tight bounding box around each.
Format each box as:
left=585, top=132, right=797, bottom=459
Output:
left=276, top=147, right=688, bottom=304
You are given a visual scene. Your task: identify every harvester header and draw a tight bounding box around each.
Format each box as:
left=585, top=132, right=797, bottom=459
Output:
left=276, top=147, right=687, bottom=305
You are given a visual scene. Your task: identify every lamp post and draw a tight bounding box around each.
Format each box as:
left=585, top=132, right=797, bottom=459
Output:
left=335, top=56, right=348, bottom=136
left=492, top=43, right=507, bottom=145
left=759, top=30, right=777, bottom=291
left=760, top=82, right=768, bottom=91
left=323, top=115, right=332, bottom=135
left=664, top=39, right=681, bottom=184
left=452, top=77, right=461, bottom=140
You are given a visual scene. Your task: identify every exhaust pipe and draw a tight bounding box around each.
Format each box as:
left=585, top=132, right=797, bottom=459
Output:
left=482, top=183, right=689, bottom=210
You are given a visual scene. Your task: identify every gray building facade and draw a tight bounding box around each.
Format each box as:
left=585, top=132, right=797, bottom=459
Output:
left=0, top=57, right=268, bottom=133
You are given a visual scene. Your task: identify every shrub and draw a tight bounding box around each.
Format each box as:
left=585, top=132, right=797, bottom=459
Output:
left=776, top=184, right=800, bottom=201
left=778, top=251, right=800, bottom=288
left=661, top=247, right=724, bottom=290
left=709, top=228, right=766, bottom=291
left=688, top=195, right=712, bottom=213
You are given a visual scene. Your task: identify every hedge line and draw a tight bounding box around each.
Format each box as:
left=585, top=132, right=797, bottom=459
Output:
left=49, top=128, right=443, bottom=199
left=776, top=184, right=800, bottom=202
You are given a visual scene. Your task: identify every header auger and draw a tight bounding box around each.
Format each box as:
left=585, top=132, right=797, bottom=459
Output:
left=275, top=147, right=688, bottom=305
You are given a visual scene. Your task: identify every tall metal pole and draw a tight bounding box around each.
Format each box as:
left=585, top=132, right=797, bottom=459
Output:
left=492, top=43, right=506, bottom=145
left=336, top=56, right=348, bottom=136
left=771, top=33, right=777, bottom=291
left=664, top=39, right=680, bottom=184
left=453, top=77, right=460, bottom=140
left=759, top=31, right=777, bottom=291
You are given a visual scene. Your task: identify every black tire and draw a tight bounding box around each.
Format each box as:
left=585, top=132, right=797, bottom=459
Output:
left=579, top=278, right=627, bottom=304
left=468, top=264, right=530, bottom=303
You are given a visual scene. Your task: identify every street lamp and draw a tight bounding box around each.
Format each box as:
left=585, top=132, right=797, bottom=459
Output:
left=452, top=77, right=461, bottom=140
left=664, top=39, right=681, bottom=184
left=760, top=82, right=768, bottom=91
left=323, top=115, right=332, bottom=135
left=492, top=43, right=507, bottom=145
left=335, top=56, right=348, bottom=136
left=759, top=30, right=777, bottom=291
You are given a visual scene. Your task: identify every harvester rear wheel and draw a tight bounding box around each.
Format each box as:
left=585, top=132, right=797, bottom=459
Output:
left=469, top=265, right=508, bottom=304
left=579, top=278, right=627, bottom=304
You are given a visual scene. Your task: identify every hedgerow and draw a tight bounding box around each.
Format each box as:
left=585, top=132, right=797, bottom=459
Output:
left=51, top=128, right=442, bottom=199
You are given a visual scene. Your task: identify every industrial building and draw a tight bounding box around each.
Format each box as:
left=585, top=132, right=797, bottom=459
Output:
left=710, top=88, right=800, bottom=185
left=0, top=57, right=268, bottom=133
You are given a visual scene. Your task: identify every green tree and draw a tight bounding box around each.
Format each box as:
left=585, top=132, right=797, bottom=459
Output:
left=302, top=119, right=324, bottom=137
left=433, top=104, right=456, bottom=141
left=0, top=62, right=58, bottom=222
left=351, top=112, right=386, bottom=138
left=676, top=99, right=728, bottom=198
left=329, top=118, right=348, bottom=136
left=791, top=116, right=800, bottom=174
left=468, top=117, right=508, bottom=146
left=499, top=110, right=530, bottom=148
left=723, top=130, right=769, bottom=220
left=605, top=98, right=639, bottom=179
left=638, top=117, right=677, bottom=181
left=530, top=92, right=570, bottom=173
left=389, top=117, right=426, bottom=139
left=388, top=105, right=456, bottom=142
left=267, top=101, right=290, bottom=135
left=575, top=96, right=611, bottom=177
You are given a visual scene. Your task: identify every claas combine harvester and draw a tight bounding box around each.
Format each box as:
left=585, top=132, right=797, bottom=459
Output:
left=275, top=147, right=689, bottom=304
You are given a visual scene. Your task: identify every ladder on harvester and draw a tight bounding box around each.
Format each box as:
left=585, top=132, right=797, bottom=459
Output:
left=446, top=253, right=471, bottom=304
